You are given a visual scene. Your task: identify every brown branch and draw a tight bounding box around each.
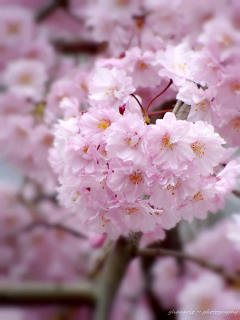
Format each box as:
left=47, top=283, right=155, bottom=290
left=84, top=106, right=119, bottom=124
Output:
left=88, top=240, right=113, bottom=279
left=53, top=39, right=107, bottom=55
left=36, top=0, right=69, bottom=22
left=0, top=282, right=96, bottom=306
left=232, top=190, right=240, bottom=198
left=137, top=248, right=240, bottom=283
left=1, top=221, right=88, bottom=242
left=93, top=232, right=142, bottom=320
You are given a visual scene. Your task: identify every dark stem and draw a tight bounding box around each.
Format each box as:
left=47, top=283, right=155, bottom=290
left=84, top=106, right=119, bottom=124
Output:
left=36, top=0, right=69, bottom=22
left=1, top=221, right=88, bottom=243
left=137, top=248, right=240, bottom=283
left=232, top=190, right=240, bottom=198
left=0, top=283, right=96, bottom=306
left=148, top=109, right=173, bottom=116
left=53, top=39, right=107, bottom=55
left=130, top=94, right=149, bottom=122
left=146, top=79, right=173, bottom=115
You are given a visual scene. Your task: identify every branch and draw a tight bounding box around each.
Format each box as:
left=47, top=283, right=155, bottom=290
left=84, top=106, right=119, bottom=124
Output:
left=0, top=283, right=96, bottom=306
left=36, top=0, right=69, bottom=22
left=173, top=100, right=190, bottom=120
left=172, top=100, right=183, bottom=115
left=93, top=232, right=142, bottom=320
left=1, top=221, right=88, bottom=242
left=88, top=240, right=113, bottom=279
left=52, top=39, right=107, bottom=55
left=137, top=248, right=240, bottom=283
left=232, top=190, right=240, bottom=198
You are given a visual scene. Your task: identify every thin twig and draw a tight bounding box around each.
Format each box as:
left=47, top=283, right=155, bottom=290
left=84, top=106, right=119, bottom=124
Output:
left=137, top=248, right=240, bottom=283
left=0, top=282, right=96, bottom=306
left=1, top=221, right=88, bottom=242
left=130, top=94, right=149, bottom=123
left=130, top=94, right=144, bottom=113
left=146, top=79, right=173, bottom=115
left=148, top=109, right=173, bottom=117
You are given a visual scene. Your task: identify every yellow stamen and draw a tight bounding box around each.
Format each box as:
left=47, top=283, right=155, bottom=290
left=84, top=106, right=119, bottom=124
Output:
left=130, top=172, right=143, bottom=185
left=191, top=141, right=206, bottom=158
left=125, top=207, right=139, bottom=215
left=98, top=119, right=111, bottom=130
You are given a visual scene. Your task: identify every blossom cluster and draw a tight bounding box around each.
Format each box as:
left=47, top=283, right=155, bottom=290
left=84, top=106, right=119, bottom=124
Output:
left=0, top=5, right=79, bottom=194
left=51, top=96, right=240, bottom=239
left=0, top=0, right=240, bottom=319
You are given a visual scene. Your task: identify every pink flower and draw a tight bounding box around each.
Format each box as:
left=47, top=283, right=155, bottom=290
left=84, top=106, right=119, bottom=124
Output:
left=146, top=112, right=195, bottom=169
left=107, top=160, right=158, bottom=202
left=106, top=112, right=148, bottom=164
left=177, top=82, right=221, bottom=125
left=120, top=47, right=161, bottom=88
left=190, top=120, right=225, bottom=176
left=179, top=175, right=225, bottom=222
left=156, top=42, right=195, bottom=86
left=89, top=67, right=135, bottom=109
left=3, top=59, right=47, bottom=102
left=0, top=6, right=34, bottom=48
left=152, top=257, right=183, bottom=309
left=79, top=105, right=121, bottom=138
left=178, top=273, right=225, bottom=318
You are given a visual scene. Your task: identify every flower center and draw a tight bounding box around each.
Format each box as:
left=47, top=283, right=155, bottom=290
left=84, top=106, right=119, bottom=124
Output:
left=172, top=63, right=186, bottom=72
left=161, top=133, right=173, bottom=150
left=192, top=190, right=204, bottom=203
left=19, top=73, right=32, bottom=85
left=220, top=34, right=233, bottom=48
left=191, top=141, right=206, bottom=158
left=230, top=117, right=240, bottom=132
left=167, top=181, right=181, bottom=195
left=102, top=216, right=110, bottom=227
left=105, top=86, right=117, bottom=98
left=124, top=135, right=139, bottom=149
left=98, top=119, right=111, bottom=130
left=230, top=81, right=240, bottom=95
left=130, top=172, right=143, bottom=185
left=195, top=100, right=210, bottom=112
left=139, top=61, right=147, bottom=70
left=125, top=207, right=139, bottom=215
left=7, top=22, right=20, bottom=35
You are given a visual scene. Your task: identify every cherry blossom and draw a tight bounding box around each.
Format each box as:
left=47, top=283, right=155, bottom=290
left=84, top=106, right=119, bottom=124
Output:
left=89, top=67, right=135, bottom=109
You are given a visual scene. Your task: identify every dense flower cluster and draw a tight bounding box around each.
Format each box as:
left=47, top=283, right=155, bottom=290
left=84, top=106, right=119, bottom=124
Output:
left=0, top=0, right=240, bottom=319
left=51, top=96, right=240, bottom=238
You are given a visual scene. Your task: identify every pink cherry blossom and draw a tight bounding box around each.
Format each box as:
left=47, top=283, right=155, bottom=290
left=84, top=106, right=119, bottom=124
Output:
left=120, top=47, right=161, bottom=88
left=3, top=59, right=47, bottom=102
left=89, top=67, right=135, bottom=109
